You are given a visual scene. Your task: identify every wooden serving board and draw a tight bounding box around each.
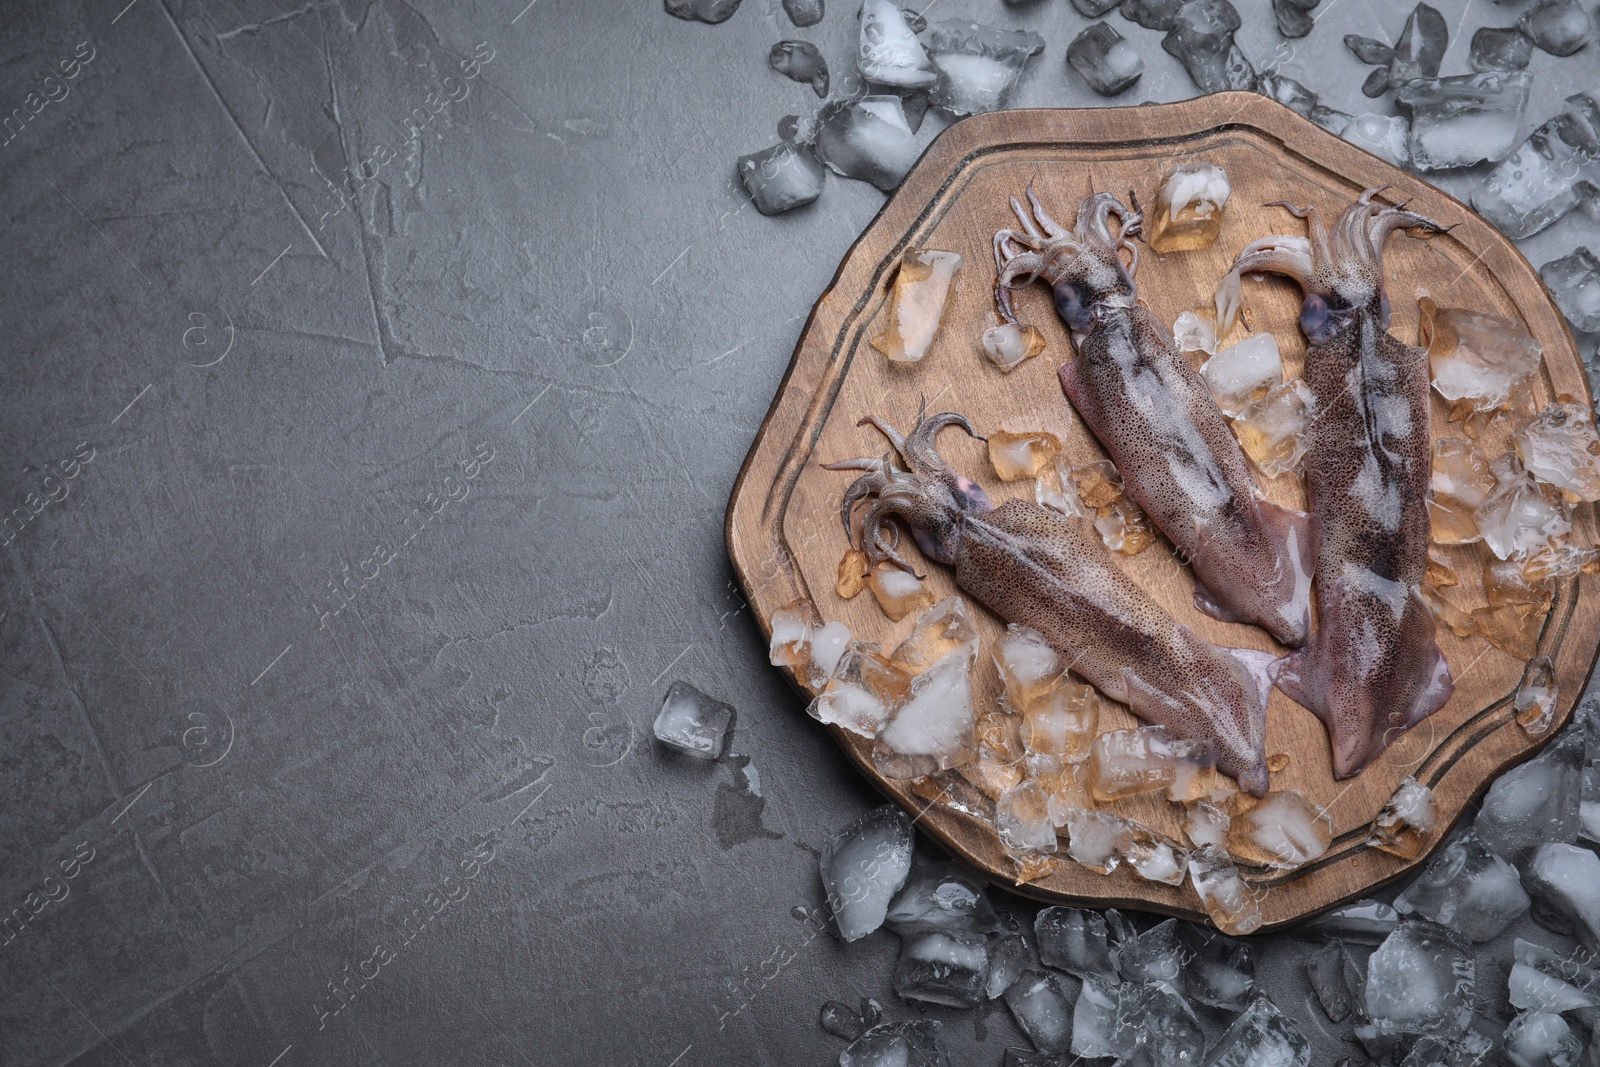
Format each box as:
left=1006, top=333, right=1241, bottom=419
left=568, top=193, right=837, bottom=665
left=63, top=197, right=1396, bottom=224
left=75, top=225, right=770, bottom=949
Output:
left=724, top=93, right=1600, bottom=930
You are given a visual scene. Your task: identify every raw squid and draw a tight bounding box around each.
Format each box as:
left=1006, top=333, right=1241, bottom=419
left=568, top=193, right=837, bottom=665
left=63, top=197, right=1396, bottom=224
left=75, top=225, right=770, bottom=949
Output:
left=825, top=410, right=1275, bottom=795
left=994, top=187, right=1316, bottom=649
left=1214, top=188, right=1454, bottom=778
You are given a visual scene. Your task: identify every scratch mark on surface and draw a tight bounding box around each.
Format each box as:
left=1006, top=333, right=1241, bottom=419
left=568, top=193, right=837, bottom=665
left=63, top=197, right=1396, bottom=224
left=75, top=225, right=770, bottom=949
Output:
left=38, top=616, right=124, bottom=800
left=45, top=178, right=153, bottom=285
left=215, top=2, right=316, bottom=38
left=157, top=0, right=329, bottom=257
left=40, top=577, right=154, bottom=685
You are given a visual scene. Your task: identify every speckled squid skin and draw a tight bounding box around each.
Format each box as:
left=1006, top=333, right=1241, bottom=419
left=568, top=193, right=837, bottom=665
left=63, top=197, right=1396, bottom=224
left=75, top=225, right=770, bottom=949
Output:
left=1215, top=188, right=1455, bottom=779
left=994, top=188, right=1317, bottom=649
left=825, top=412, right=1275, bottom=795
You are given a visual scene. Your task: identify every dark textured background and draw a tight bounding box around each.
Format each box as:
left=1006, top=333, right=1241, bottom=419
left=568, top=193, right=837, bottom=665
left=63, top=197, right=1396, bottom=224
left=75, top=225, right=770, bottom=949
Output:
left=1, top=1, right=1596, bottom=1065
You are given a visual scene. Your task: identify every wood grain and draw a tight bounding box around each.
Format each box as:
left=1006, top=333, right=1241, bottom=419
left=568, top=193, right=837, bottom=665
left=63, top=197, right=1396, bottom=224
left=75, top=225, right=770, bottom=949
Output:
left=723, top=93, right=1600, bottom=930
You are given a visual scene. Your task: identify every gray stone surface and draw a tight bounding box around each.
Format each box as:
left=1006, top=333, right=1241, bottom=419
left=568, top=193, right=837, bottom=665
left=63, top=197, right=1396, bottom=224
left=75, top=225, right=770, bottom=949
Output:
left=0, top=1, right=1595, bottom=1065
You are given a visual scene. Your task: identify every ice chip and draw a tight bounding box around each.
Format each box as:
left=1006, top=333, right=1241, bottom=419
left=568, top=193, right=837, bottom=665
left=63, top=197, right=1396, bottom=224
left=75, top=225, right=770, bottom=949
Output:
left=1306, top=939, right=1363, bottom=1023
left=857, top=0, right=937, bottom=89
left=1110, top=917, right=1183, bottom=984
left=1431, top=438, right=1499, bottom=544
left=890, top=596, right=979, bottom=674
left=1232, top=378, right=1315, bottom=477
left=871, top=248, right=962, bottom=362
left=994, top=624, right=1065, bottom=709
left=809, top=645, right=913, bottom=737
left=1035, top=906, right=1115, bottom=977
left=1179, top=925, right=1255, bottom=1010
left=1160, top=0, right=1257, bottom=95
left=1504, top=1012, right=1583, bottom=1067
left=738, top=143, right=825, bottom=215
left=838, top=547, right=870, bottom=599
left=1090, top=726, right=1176, bottom=800
left=1258, top=72, right=1320, bottom=119
left=987, top=932, right=1031, bottom=1000
left=1123, top=823, right=1188, bottom=885
left=1353, top=3, right=1446, bottom=96
left=810, top=621, right=853, bottom=683
left=996, top=780, right=1059, bottom=855
left=1229, top=789, right=1333, bottom=869
left=654, top=681, right=734, bottom=758
left=1067, top=22, right=1144, bottom=97
left=770, top=600, right=821, bottom=671
left=1205, top=995, right=1311, bottom=1067
left=1034, top=454, right=1088, bottom=519
left=1066, top=810, right=1134, bottom=874
left=1394, top=828, right=1530, bottom=941
left=820, top=999, right=872, bottom=1040
left=840, top=1020, right=950, bottom=1067
left=1541, top=248, right=1600, bottom=334
left=1004, top=971, right=1074, bottom=1054
left=1399, top=1031, right=1499, bottom=1067
left=1118, top=979, right=1205, bottom=1065
left=981, top=322, right=1046, bottom=371
left=1515, top=655, right=1559, bottom=737
left=1342, top=113, right=1412, bottom=167
left=868, top=562, right=935, bottom=621
left=1073, top=0, right=1122, bottom=11
left=1149, top=161, right=1232, bottom=253
left=1070, top=975, right=1124, bottom=1058
left=1185, top=800, right=1230, bottom=849
left=1122, top=0, right=1184, bottom=30
left=816, top=96, right=920, bottom=192
left=1369, top=776, right=1438, bottom=859
left=1476, top=461, right=1571, bottom=562
left=1273, top=0, right=1320, bottom=38
left=1168, top=738, right=1219, bottom=803
left=1173, top=310, right=1218, bottom=355
left=922, top=20, right=1044, bottom=116
left=770, top=41, right=829, bottom=97
left=1520, top=0, right=1594, bottom=56
left=988, top=431, right=1061, bottom=482
left=1509, top=937, right=1600, bottom=1014
left=1094, top=497, right=1155, bottom=555
left=820, top=805, right=915, bottom=940
left=1421, top=297, right=1543, bottom=419
left=1362, top=921, right=1476, bottom=1043
left=1398, top=71, right=1533, bottom=171
left=1473, top=95, right=1600, bottom=240
left=893, top=930, right=990, bottom=1007
left=1201, top=334, right=1282, bottom=417
left=1190, top=845, right=1261, bottom=935
left=1470, top=26, right=1534, bottom=72
left=873, top=653, right=977, bottom=778
left=1022, top=685, right=1100, bottom=763
left=784, top=0, right=824, bottom=26
left=1525, top=841, right=1600, bottom=950
left=664, top=0, right=741, bottom=22
left=1477, top=725, right=1583, bottom=858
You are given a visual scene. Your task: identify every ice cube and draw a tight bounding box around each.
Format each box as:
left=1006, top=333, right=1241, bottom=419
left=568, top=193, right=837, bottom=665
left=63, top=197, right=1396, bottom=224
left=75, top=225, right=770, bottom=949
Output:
left=995, top=623, right=1065, bottom=709
left=1258, top=72, right=1320, bottom=119
left=1273, top=0, right=1319, bottom=37
left=821, top=805, right=915, bottom=940
left=997, top=780, right=1059, bottom=855
left=1161, top=0, right=1258, bottom=94
left=874, top=654, right=977, bottom=778
left=1090, top=726, right=1176, bottom=800
left=1470, top=26, right=1534, bottom=72
left=1035, top=906, right=1115, bottom=977
left=1352, top=3, right=1446, bottom=96
left=1122, top=0, right=1184, bottom=29
left=1173, top=310, right=1218, bottom=355
left=1541, top=248, right=1600, bottom=333
left=1004, top=971, right=1074, bottom=1054
left=1476, top=461, right=1572, bottom=562
left=987, top=932, right=1031, bottom=1000
left=811, top=646, right=913, bottom=736
left=1111, top=917, right=1184, bottom=984
left=1394, top=828, right=1531, bottom=941
left=1149, top=161, right=1232, bottom=253
left=981, top=323, right=1047, bottom=372
left=1515, top=655, right=1559, bottom=737
left=1167, top=738, right=1219, bottom=804
left=783, top=0, right=824, bottom=26
left=989, top=430, right=1062, bottom=482
left=1178, top=925, right=1255, bottom=1010
left=770, top=600, right=822, bottom=672
left=1422, top=298, right=1543, bottom=420
left=890, top=596, right=979, bottom=674
left=1229, top=790, right=1333, bottom=869
left=1431, top=438, right=1499, bottom=544
left=1399, top=1031, right=1499, bottom=1067
left=816, top=96, right=921, bottom=192
left=1068, top=975, right=1125, bottom=1058
left=738, top=143, right=826, bottom=215
left=1201, top=333, right=1283, bottom=417
left=1123, top=823, right=1189, bottom=885
left=1473, top=95, right=1600, bottom=240
left=1399, top=71, right=1534, bottom=171
left=811, top=621, right=853, bottom=683
left=1361, top=921, right=1476, bottom=1045
left=1525, top=841, right=1600, bottom=950
left=1343, top=114, right=1412, bottom=168
left=922, top=20, right=1045, bottom=116
left=871, top=248, right=963, bottom=362
left=1073, top=0, right=1122, bottom=12
left=1477, top=726, right=1583, bottom=858
left=664, top=0, right=741, bottom=23
left=1206, top=995, right=1312, bottom=1067
left=1521, top=0, right=1594, bottom=56
left=1509, top=937, right=1600, bottom=1014
left=1504, top=1012, right=1584, bottom=1067
left=1094, top=497, right=1156, bottom=555
left=889, top=863, right=998, bottom=940
left=1034, top=755, right=1098, bottom=826
left=1119, top=979, right=1206, bottom=1066
left=1185, top=800, right=1231, bottom=849
left=1067, top=22, right=1144, bottom=96
left=654, top=681, right=734, bottom=758
left=857, top=0, right=936, bottom=89
left=1370, top=777, right=1438, bottom=859
left=1232, top=379, right=1315, bottom=477
left=1294, top=899, right=1400, bottom=944
left=868, top=562, right=935, bottom=621
left=771, top=41, right=829, bottom=98
left=1306, top=939, right=1363, bottom=1022
left=820, top=998, right=874, bottom=1040
left=1190, top=845, right=1262, bottom=935
left=894, top=930, right=991, bottom=1007
left=1312, top=105, right=1355, bottom=134
left=839, top=1020, right=950, bottom=1067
